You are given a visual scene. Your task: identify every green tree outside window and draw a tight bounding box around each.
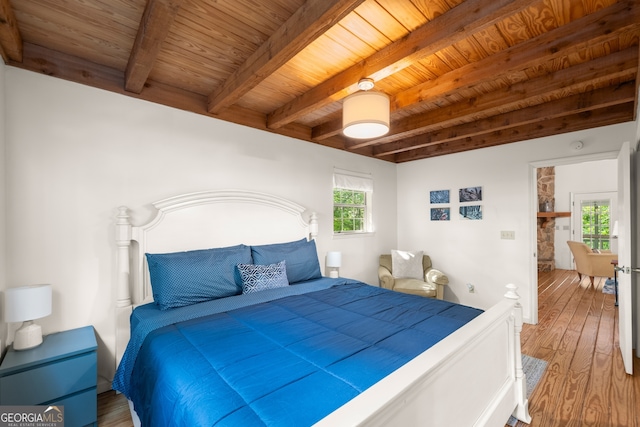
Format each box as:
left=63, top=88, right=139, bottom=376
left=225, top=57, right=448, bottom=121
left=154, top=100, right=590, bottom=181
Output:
left=581, top=200, right=610, bottom=250
left=334, top=188, right=367, bottom=233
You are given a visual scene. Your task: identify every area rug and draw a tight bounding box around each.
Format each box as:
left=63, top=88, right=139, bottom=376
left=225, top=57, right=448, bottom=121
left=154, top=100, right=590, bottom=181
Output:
left=506, top=355, right=548, bottom=426
left=602, top=278, right=616, bottom=294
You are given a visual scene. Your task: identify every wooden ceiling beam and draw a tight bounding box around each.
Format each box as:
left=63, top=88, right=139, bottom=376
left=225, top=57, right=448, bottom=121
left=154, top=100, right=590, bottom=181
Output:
left=371, top=48, right=639, bottom=156
left=376, top=82, right=635, bottom=157
left=394, top=103, right=635, bottom=162
left=0, top=0, right=22, bottom=63
left=343, top=1, right=640, bottom=149
left=312, top=117, right=342, bottom=141
left=266, top=0, right=533, bottom=129
left=394, top=0, right=639, bottom=111
left=125, top=0, right=185, bottom=94
left=206, top=0, right=365, bottom=115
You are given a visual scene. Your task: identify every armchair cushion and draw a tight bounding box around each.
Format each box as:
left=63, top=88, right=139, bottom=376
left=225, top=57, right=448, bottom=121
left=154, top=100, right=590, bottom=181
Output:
left=393, top=278, right=437, bottom=297
left=379, top=254, right=447, bottom=300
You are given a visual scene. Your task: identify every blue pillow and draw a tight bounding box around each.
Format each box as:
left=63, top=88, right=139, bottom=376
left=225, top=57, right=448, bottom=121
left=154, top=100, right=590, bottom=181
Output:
left=237, top=261, right=289, bottom=294
left=251, top=238, right=322, bottom=284
left=146, top=244, right=252, bottom=310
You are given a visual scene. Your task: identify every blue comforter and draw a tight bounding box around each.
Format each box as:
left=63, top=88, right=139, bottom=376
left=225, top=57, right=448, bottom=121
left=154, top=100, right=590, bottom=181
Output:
left=115, top=279, right=482, bottom=426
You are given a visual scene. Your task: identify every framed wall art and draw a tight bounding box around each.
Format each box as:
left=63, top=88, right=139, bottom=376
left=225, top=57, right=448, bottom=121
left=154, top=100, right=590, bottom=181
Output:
left=459, top=186, right=482, bottom=203
left=430, top=190, right=450, bottom=204
left=460, top=205, right=482, bottom=220
left=431, top=207, right=450, bottom=221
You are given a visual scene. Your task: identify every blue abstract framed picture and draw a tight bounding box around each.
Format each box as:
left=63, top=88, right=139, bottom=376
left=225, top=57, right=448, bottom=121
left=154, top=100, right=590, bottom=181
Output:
left=431, top=207, right=450, bottom=221
left=430, top=190, right=450, bottom=204
left=460, top=205, right=482, bottom=220
left=459, top=186, right=482, bottom=202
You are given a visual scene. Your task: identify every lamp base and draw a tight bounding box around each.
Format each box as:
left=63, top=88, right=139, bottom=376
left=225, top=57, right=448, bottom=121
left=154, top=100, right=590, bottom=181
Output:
left=13, top=321, right=43, bottom=350
left=329, top=270, right=339, bottom=278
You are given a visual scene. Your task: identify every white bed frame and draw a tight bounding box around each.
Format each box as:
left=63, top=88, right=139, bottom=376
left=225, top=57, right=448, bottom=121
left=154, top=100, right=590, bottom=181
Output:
left=114, top=190, right=531, bottom=426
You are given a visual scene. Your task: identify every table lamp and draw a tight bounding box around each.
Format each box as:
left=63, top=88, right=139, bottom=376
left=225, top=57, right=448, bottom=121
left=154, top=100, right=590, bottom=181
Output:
left=4, top=284, right=52, bottom=350
left=326, top=252, right=342, bottom=278
left=612, top=220, right=619, bottom=238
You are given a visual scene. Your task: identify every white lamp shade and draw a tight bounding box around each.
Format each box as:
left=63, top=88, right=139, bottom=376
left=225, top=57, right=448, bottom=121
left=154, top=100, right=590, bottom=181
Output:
left=326, top=252, right=342, bottom=268
left=5, top=284, right=52, bottom=323
left=612, top=220, right=619, bottom=237
left=343, top=91, right=390, bottom=139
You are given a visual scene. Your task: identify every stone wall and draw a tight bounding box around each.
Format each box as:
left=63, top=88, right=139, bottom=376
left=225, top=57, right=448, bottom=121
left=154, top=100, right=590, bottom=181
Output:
left=537, top=167, right=555, bottom=271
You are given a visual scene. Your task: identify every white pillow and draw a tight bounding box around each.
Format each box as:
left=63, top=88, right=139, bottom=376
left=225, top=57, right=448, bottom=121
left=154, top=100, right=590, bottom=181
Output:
left=391, top=250, right=424, bottom=280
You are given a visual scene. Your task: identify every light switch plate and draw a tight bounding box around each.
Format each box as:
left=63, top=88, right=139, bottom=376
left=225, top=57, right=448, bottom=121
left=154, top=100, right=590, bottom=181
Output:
left=500, top=230, right=515, bottom=240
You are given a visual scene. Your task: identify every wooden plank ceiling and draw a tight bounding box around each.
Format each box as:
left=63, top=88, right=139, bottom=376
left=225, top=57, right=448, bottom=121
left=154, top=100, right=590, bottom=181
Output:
left=1, top=0, right=638, bottom=162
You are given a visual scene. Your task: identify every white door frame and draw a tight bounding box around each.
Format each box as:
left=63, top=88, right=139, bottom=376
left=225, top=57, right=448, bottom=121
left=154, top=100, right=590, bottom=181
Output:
left=529, top=151, right=620, bottom=325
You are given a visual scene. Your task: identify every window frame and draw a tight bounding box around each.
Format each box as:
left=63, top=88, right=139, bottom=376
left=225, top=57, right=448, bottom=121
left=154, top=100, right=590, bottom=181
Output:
left=332, top=169, right=374, bottom=236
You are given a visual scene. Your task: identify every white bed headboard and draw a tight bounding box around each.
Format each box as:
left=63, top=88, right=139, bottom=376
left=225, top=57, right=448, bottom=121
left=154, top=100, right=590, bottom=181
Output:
left=115, top=190, right=318, bottom=366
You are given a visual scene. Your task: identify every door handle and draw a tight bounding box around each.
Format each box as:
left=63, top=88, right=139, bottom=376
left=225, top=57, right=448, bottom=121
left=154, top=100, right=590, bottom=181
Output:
left=615, top=266, right=640, bottom=273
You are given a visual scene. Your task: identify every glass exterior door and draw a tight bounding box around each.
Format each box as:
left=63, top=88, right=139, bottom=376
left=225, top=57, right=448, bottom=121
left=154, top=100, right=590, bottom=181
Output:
left=579, top=199, right=611, bottom=250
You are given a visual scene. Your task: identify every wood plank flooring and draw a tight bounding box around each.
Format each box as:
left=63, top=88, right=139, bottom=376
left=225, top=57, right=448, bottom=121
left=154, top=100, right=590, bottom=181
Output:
left=97, top=269, right=639, bottom=426
left=512, top=269, right=639, bottom=427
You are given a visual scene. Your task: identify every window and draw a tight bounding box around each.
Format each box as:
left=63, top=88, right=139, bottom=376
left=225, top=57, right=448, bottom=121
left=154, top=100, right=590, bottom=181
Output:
left=334, top=189, right=367, bottom=232
left=333, top=169, right=373, bottom=234
left=580, top=199, right=611, bottom=250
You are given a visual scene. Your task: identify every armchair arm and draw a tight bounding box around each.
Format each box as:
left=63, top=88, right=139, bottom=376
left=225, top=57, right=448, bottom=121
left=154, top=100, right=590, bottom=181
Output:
left=425, top=268, right=449, bottom=300
left=378, top=266, right=395, bottom=290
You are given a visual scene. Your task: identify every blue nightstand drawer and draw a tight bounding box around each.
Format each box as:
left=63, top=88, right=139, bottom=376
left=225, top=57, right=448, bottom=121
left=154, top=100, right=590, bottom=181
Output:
left=49, top=388, right=97, bottom=427
left=0, top=352, right=97, bottom=405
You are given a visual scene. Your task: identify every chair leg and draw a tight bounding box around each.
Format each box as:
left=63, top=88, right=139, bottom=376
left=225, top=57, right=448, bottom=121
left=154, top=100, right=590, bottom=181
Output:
left=589, top=276, right=595, bottom=287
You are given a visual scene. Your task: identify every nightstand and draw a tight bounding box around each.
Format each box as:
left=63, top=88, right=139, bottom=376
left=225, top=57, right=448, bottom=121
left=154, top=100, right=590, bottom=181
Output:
left=0, top=326, right=97, bottom=427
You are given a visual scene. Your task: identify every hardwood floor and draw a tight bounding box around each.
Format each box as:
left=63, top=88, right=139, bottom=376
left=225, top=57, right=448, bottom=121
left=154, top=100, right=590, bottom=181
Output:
left=97, top=269, right=639, bottom=426
left=512, top=269, right=639, bottom=427
left=97, top=390, right=133, bottom=427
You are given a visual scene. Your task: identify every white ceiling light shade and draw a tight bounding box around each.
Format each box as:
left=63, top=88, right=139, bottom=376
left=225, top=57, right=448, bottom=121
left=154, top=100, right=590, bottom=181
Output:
left=342, top=79, right=390, bottom=139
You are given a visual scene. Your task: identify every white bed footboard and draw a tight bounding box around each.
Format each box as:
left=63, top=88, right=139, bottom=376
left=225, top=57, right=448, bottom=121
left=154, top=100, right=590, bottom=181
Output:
left=314, top=284, right=531, bottom=427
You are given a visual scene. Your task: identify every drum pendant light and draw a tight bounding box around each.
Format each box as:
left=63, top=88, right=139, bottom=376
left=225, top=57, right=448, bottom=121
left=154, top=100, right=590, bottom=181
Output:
left=342, top=79, right=390, bottom=139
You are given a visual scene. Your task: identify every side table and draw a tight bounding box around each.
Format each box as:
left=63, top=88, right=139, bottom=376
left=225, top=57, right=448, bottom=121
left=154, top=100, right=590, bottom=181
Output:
left=0, top=325, right=98, bottom=426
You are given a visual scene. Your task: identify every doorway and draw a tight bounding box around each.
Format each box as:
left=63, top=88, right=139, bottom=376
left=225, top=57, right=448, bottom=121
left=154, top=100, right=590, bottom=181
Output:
left=530, top=152, right=620, bottom=324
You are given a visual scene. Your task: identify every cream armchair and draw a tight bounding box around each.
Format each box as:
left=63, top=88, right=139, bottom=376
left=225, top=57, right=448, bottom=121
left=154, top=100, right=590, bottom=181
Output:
left=378, top=254, right=448, bottom=300
left=566, top=241, right=616, bottom=286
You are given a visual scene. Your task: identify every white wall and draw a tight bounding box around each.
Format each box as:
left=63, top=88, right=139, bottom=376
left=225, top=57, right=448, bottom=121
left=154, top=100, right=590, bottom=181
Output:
left=4, top=65, right=638, bottom=390
left=4, top=68, right=397, bottom=389
left=397, top=130, right=635, bottom=322
left=554, top=159, right=618, bottom=269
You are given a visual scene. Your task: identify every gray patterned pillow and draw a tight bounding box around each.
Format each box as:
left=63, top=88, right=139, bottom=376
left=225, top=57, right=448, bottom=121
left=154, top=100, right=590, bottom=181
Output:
left=238, top=260, right=289, bottom=294
left=391, top=249, right=424, bottom=280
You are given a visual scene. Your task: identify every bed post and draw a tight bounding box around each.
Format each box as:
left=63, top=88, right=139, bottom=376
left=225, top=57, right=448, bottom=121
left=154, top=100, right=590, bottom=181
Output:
left=115, top=206, right=133, bottom=368
left=505, top=283, right=532, bottom=423
left=309, top=212, right=318, bottom=240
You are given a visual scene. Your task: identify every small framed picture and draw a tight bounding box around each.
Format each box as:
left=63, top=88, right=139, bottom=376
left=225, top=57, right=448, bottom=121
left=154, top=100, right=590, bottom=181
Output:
left=431, top=207, right=450, bottom=221
left=460, top=205, right=482, bottom=220
left=459, top=186, right=482, bottom=202
left=430, top=190, right=450, bottom=204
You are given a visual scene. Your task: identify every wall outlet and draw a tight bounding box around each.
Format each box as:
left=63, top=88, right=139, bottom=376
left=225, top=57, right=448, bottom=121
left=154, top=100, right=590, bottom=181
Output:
left=467, top=283, right=475, bottom=293
left=500, top=230, right=515, bottom=240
